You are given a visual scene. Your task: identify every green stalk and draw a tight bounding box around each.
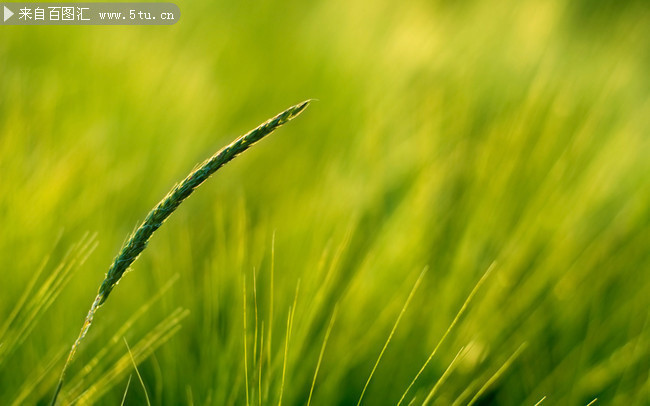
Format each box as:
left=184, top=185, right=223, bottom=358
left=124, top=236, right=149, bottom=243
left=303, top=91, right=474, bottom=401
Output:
left=50, top=100, right=311, bottom=405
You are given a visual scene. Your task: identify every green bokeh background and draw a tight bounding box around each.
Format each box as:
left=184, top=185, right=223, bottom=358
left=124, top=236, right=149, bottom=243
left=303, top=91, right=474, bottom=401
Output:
left=1, top=0, right=649, bottom=404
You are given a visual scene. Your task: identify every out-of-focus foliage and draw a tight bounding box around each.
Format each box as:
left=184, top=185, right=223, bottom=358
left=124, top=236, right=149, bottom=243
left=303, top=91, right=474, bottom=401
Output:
left=1, top=0, right=648, bottom=404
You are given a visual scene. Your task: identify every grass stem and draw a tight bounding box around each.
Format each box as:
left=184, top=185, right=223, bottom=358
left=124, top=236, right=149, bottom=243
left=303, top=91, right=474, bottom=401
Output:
left=49, top=100, right=311, bottom=405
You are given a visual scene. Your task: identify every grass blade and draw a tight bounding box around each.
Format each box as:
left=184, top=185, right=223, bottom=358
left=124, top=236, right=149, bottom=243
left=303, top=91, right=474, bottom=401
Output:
left=123, top=338, right=151, bottom=406
left=467, top=342, right=528, bottom=406
left=397, top=262, right=495, bottom=405
left=421, top=346, right=466, bottom=406
left=120, top=374, right=132, bottom=406
left=357, top=267, right=427, bottom=406
left=307, top=305, right=338, bottom=406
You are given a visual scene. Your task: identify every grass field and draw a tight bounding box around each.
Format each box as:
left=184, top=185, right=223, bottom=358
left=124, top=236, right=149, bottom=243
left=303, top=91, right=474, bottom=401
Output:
left=1, top=0, right=649, bottom=404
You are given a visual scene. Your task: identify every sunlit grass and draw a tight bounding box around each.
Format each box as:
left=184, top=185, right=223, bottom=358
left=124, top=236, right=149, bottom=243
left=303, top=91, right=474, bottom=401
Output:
left=1, top=0, right=649, bottom=404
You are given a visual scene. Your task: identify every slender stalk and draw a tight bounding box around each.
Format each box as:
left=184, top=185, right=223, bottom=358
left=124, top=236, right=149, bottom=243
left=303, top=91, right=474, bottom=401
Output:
left=467, top=342, right=528, bottom=406
left=357, top=268, right=427, bottom=406
left=243, top=275, right=250, bottom=406
left=397, top=262, right=495, bottom=406
left=50, top=100, right=311, bottom=405
left=307, top=305, right=338, bottom=406
left=421, top=346, right=465, bottom=406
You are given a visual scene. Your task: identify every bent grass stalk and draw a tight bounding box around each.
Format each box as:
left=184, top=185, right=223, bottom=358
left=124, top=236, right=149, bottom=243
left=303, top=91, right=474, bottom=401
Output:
left=50, top=100, right=312, bottom=405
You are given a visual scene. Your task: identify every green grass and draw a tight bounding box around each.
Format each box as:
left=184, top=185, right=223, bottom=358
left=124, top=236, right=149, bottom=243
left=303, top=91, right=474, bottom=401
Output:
left=1, top=0, right=650, bottom=404
left=50, top=100, right=311, bottom=405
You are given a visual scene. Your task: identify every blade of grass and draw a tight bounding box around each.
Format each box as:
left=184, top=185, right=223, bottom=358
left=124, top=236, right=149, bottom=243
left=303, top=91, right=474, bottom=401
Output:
left=357, top=267, right=427, bottom=406
left=268, top=232, right=276, bottom=370
left=243, top=275, right=250, bottom=406
left=397, top=262, right=495, bottom=405
left=278, top=307, right=292, bottom=406
left=467, top=342, right=528, bottom=406
left=534, top=396, right=547, bottom=405
left=69, top=308, right=189, bottom=404
left=421, top=346, right=466, bottom=406
left=258, top=322, right=264, bottom=406
left=278, top=280, right=300, bottom=406
left=124, top=338, right=151, bottom=406
left=66, top=274, right=180, bottom=394
left=120, top=375, right=132, bottom=406
left=307, top=304, right=338, bottom=406
left=253, top=267, right=259, bottom=376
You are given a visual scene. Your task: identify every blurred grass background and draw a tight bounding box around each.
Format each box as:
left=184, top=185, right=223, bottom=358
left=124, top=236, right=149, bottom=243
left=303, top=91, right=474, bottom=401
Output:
left=1, top=0, right=649, bottom=404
